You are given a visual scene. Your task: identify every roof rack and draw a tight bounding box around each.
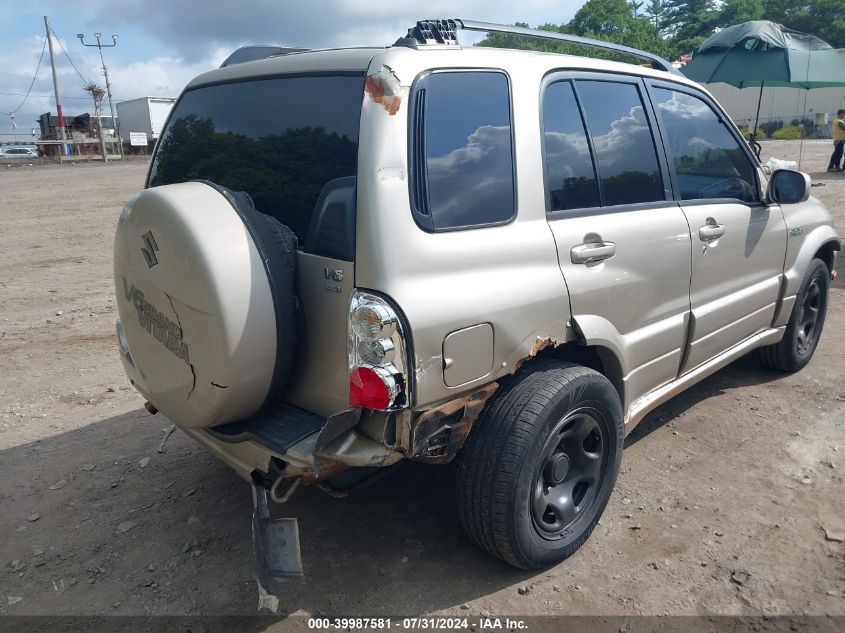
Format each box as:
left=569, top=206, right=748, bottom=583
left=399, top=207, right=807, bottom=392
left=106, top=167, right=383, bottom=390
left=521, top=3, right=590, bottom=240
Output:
left=395, top=19, right=683, bottom=77
left=220, top=46, right=309, bottom=68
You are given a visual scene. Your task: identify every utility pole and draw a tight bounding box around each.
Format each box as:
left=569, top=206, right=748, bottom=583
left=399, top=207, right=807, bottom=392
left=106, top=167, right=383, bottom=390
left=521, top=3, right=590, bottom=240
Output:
left=78, top=32, right=124, bottom=160
left=44, top=16, right=67, bottom=160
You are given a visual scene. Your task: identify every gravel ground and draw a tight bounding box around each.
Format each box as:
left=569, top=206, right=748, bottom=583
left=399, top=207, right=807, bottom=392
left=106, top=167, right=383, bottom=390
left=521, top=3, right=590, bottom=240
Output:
left=0, top=140, right=843, bottom=618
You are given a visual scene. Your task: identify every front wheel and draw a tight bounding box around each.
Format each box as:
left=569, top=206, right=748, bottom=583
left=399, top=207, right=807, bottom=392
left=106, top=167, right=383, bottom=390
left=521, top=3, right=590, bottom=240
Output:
left=758, top=258, right=830, bottom=372
left=455, top=361, right=623, bottom=569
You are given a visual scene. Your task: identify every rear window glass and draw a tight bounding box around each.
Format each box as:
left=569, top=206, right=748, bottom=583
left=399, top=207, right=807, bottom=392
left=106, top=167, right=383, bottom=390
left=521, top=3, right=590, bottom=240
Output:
left=148, top=74, right=363, bottom=246
left=411, top=71, right=515, bottom=231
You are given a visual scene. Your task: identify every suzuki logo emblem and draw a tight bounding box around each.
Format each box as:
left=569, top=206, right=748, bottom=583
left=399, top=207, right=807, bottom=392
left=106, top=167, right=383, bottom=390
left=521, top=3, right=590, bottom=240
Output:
left=140, top=230, right=159, bottom=268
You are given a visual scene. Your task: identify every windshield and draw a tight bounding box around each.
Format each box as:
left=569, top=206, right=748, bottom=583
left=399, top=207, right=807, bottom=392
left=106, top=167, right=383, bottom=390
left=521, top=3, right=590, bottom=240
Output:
left=148, top=73, right=363, bottom=245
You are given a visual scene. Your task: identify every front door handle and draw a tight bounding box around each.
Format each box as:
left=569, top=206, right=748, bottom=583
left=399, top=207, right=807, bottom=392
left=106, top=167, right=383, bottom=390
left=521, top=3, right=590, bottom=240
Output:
left=699, top=222, right=725, bottom=241
left=570, top=241, right=616, bottom=264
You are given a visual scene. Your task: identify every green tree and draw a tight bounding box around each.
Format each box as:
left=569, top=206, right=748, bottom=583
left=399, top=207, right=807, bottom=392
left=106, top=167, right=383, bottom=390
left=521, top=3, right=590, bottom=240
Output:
left=477, top=0, right=676, bottom=60
left=661, top=0, right=719, bottom=52
left=570, top=0, right=642, bottom=36
left=476, top=21, right=571, bottom=53
left=570, top=0, right=676, bottom=58
left=644, top=0, right=668, bottom=31
left=717, top=0, right=766, bottom=27
left=764, top=0, right=845, bottom=47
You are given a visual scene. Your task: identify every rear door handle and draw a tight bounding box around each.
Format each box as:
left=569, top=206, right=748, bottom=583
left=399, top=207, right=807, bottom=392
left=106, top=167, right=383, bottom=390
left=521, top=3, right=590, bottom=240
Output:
left=699, top=222, right=725, bottom=241
left=570, top=241, right=616, bottom=264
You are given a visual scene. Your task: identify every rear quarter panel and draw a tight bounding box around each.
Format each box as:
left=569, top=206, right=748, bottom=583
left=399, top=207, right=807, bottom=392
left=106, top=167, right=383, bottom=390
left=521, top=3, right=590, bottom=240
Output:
left=355, top=48, right=573, bottom=409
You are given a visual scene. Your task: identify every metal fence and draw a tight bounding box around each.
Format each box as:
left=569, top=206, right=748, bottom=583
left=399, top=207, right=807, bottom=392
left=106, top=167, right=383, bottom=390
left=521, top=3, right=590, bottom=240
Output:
left=0, top=138, right=125, bottom=162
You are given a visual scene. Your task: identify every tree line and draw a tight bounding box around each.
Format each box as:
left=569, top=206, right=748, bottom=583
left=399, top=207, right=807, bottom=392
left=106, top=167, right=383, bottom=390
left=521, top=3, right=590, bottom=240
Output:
left=478, top=0, right=844, bottom=60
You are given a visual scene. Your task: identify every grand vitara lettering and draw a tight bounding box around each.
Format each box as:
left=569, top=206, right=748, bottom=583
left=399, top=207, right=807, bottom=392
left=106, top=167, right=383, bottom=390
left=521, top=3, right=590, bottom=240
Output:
left=122, top=278, right=191, bottom=365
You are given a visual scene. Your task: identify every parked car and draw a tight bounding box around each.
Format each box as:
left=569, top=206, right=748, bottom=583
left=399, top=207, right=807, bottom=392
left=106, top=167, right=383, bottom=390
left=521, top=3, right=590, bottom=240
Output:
left=1, top=146, right=39, bottom=160
left=112, top=19, right=840, bottom=594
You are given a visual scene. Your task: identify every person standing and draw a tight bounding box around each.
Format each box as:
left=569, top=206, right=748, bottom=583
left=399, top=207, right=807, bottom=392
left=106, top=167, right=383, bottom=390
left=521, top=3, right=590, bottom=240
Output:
left=828, top=108, right=845, bottom=172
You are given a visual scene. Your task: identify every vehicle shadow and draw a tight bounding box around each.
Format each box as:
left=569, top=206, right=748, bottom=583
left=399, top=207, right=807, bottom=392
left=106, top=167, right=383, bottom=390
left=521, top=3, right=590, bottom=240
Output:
left=0, top=407, right=533, bottom=617
left=0, top=351, right=818, bottom=617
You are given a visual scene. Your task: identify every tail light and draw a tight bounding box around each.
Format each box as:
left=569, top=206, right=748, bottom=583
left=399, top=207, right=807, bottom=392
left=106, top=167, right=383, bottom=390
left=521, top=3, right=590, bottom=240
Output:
left=349, top=291, right=409, bottom=410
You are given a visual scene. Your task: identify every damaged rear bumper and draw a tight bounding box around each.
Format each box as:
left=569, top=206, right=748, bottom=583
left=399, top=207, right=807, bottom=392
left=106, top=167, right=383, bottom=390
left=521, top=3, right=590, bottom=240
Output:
left=183, top=401, right=404, bottom=485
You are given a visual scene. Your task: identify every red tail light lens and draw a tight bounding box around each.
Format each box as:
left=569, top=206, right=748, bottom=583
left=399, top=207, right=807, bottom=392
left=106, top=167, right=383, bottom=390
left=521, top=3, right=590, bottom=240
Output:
left=348, top=291, right=409, bottom=411
left=349, top=366, right=392, bottom=410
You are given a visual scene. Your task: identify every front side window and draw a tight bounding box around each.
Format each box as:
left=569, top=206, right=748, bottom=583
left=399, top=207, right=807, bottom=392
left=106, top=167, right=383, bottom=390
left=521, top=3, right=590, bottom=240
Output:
left=575, top=80, right=664, bottom=207
left=412, top=71, right=515, bottom=230
left=652, top=87, right=757, bottom=202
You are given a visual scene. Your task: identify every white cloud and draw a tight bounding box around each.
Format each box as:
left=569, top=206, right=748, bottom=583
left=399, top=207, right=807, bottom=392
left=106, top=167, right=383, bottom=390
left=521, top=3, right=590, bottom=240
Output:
left=589, top=104, right=656, bottom=173
left=107, top=49, right=230, bottom=102
left=427, top=124, right=514, bottom=226
left=3, top=1, right=585, bottom=137
left=544, top=130, right=592, bottom=178
left=46, top=0, right=582, bottom=58
left=1, top=37, right=225, bottom=137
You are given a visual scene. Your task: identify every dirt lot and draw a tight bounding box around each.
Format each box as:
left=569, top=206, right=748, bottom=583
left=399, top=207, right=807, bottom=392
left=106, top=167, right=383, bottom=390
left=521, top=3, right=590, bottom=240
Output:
left=0, top=140, right=843, bottom=619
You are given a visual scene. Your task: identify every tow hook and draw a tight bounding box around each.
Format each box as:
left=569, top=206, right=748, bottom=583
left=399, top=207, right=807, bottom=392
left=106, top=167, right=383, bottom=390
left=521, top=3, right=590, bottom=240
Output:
left=251, top=479, right=304, bottom=612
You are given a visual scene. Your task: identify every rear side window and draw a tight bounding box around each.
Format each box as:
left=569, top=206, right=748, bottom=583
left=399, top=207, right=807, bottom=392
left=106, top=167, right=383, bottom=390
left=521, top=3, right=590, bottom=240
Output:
left=651, top=87, right=758, bottom=202
left=148, top=74, right=363, bottom=255
left=575, top=81, right=664, bottom=207
left=542, top=81, right=601, bottom=211
left=411, top=71, right=515, bottom=231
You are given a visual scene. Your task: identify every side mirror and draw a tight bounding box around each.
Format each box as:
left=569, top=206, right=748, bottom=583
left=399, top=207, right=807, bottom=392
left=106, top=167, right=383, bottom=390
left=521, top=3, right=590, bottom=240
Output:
left=768, top=169, right=811, bottom=204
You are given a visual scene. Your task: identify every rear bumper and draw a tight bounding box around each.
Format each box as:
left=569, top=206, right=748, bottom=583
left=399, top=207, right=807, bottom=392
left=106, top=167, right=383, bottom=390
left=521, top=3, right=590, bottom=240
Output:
left=184, top=425, right=277, bottom=482
left=175, top=400, right=405, bottom=483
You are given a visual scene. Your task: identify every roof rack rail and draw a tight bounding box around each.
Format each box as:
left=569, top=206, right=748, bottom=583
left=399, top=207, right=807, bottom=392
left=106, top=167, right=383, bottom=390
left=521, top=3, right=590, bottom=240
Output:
left=220, top=46, right=309, bottom=68
left=395, top=19, right=682, bottom=76
left=395, top=19, right=460, bottom=47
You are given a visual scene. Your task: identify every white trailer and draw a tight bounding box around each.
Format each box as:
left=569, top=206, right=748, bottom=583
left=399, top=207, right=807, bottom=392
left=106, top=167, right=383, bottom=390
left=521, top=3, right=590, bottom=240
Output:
left=116, top=97, right=176, bottom=145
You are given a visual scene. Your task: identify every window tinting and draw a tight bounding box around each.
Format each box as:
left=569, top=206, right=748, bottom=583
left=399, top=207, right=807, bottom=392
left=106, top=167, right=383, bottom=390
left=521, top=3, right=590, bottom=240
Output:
left=652, top=88, right=757, bottom=202
left=148, top=74, right=363, bottom=246
left=414, top=71, right=514, bottom=230
left=575, top=80, right=664, bottom=206
left=543, top=81, right=601, bottom=211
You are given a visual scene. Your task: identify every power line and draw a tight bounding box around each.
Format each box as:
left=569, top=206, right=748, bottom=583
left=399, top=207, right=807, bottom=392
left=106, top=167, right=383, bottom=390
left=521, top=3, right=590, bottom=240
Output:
left=49, top=25, right=90, bottom=86
left=0, top=91, right=106, bottom=101
left=8, top=37, right=48, bottom=114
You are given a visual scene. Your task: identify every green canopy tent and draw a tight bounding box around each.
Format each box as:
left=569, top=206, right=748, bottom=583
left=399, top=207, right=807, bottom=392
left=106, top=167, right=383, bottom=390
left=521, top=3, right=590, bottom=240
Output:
left=682, top=20, right=845, bottom=158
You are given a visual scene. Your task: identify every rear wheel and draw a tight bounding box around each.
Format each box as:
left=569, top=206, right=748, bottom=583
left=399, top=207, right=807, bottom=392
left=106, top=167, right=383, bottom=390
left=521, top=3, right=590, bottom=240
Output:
left=758, top=258, right=829, bottom=372
left=455, top=360, right=623, bottom=569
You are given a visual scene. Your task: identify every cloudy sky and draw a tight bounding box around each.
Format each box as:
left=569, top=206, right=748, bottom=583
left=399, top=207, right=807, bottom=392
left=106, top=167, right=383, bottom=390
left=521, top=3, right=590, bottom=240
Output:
left=0, top=1, right=584, bottom=138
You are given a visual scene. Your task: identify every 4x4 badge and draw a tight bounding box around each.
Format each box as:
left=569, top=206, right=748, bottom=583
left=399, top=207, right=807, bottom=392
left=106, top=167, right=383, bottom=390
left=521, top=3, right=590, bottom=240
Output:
left=141, top=230, right=159, bottom=268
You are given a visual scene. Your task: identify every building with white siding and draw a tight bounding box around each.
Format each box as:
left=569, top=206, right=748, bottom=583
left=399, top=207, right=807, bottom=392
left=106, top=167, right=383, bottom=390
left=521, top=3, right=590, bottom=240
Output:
left=700, top=48, right=845, bottom=136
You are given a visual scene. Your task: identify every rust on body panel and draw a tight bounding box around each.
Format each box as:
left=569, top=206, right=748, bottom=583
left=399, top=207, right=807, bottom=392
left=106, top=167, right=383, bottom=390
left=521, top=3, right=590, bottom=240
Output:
left=365, top=65, right=404, bottom=115
left=409, top=382, right=499, bottom=463
left=515, top=336, right=556, bottom=371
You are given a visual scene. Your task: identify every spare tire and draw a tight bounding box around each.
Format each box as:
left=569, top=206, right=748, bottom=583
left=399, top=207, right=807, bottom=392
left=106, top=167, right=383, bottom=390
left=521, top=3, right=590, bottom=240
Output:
left=113, top=181, right=298, bottom=429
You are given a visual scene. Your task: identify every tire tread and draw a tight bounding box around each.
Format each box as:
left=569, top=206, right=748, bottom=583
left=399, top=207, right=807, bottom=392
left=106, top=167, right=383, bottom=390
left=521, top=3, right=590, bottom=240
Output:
left=456, top=360, right=621, bottom=568
left=757, top=258, right=829, bottom=372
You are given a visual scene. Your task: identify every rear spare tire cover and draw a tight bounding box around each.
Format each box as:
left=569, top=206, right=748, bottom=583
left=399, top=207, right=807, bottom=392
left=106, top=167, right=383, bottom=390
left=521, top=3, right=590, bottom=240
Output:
left=113, top=181, right=297, bottom=429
